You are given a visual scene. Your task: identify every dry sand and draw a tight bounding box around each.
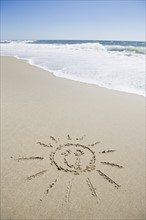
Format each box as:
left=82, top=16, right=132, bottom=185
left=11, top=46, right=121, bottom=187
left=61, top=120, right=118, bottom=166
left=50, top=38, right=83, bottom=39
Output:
left=1, top=56, right=145, bottom=220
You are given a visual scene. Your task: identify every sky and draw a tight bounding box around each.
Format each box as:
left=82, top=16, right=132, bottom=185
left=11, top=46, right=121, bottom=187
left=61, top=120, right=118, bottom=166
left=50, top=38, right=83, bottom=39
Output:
left=1, top=0, right=145, bottom=41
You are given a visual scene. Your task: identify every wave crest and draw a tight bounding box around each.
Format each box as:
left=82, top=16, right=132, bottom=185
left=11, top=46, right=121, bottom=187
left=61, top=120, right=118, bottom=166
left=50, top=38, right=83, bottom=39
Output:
left=106, top=45, right=146, bottom=54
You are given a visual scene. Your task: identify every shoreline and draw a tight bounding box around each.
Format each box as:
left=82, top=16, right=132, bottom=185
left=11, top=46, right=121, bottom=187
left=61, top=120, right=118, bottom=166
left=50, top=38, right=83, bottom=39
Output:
left=1, top=55, right=145, bottom=98
left=1, top=56, right=145, bottom=220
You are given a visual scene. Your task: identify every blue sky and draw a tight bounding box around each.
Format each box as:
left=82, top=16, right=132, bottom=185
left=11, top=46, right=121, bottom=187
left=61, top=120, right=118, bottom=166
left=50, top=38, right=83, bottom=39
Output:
left=1, top=0, right=145, bottom=41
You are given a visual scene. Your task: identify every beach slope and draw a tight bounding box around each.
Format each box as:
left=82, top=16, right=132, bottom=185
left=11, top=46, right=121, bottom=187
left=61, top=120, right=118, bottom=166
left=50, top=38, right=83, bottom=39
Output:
left=1, top=57, right=145, bottom=220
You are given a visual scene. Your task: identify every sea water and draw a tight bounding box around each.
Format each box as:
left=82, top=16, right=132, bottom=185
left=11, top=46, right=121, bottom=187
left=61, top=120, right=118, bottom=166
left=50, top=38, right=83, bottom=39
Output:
left=1, top=40, right=145, bottom=96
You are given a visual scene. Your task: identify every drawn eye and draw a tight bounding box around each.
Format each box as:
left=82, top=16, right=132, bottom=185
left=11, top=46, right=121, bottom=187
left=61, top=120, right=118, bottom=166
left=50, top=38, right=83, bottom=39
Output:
left=74, top=149, right=84, bottom=156
left=61, top=150, right=71, bottom=156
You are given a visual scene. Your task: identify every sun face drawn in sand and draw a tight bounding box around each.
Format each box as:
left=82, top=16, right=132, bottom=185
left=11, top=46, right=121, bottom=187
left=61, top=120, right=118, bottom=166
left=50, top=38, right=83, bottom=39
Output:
left=51, top=143, right=96, bottom=175
left=12, top=135, right=124, bottom=203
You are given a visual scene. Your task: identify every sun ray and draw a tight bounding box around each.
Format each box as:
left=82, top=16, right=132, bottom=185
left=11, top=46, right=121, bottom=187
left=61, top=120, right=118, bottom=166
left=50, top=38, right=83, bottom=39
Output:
left=37, top=142, right=53, bottom=148
left=76, top=135, right=86, bottom=141
left=88, top=141, right=100, bottom=147
left=97, top=170, right=121, bottom=189
left=50, top=136, right=58, bottom=143
left=14, top=156, right=44, bottom=162
left=67, top=134, right=71, bottom=140
left=64, top=143, right=74, bottom=146
left=98, top=150, right=115, bottom=154
left=86, top=177, right=99, bottom=200
left=26, top=170, right=48, bottom=181
left=65, top=178, right=74, bottom=203
left=100, top=162, right=123, bottom=168
left=45, top=175, right=59, bottom=195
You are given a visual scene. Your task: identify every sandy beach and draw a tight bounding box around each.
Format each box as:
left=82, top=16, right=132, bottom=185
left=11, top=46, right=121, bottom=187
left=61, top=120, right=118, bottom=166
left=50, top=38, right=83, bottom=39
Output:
left=1, top=56, right=145, bottom=219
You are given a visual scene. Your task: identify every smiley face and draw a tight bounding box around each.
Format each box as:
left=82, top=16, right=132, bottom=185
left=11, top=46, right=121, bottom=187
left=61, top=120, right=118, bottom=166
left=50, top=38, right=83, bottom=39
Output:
left=52, top=144, right=96, bottom=174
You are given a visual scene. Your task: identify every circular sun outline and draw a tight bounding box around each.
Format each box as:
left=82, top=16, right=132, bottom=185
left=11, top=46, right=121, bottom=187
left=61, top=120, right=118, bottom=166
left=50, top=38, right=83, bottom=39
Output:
left=51, top=143, right=96, bottom=175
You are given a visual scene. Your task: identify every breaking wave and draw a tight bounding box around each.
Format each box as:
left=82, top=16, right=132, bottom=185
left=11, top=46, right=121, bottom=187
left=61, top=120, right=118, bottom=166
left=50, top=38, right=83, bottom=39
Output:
left=1, top=40, right=145, bottom=96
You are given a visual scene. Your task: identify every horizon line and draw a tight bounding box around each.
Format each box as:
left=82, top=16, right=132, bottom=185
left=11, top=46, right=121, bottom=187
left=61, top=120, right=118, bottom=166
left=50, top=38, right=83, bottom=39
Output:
left=1, top=39, right=146, bottom=42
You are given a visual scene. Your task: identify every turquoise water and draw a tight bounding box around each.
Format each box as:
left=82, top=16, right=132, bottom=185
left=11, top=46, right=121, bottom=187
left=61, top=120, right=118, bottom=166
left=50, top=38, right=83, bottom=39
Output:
left=28, top=40, right=146, bottom=54
left=29, top=40, right=145, bottom=46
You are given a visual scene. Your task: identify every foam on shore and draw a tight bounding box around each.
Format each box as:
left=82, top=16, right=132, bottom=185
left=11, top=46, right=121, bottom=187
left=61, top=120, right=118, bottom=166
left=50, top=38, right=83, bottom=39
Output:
left=1, top=40, right=145, bottom=96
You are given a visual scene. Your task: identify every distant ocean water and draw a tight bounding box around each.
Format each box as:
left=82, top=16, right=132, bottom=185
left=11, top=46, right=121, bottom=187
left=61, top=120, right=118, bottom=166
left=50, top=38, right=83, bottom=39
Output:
left=1, top=40, right=146, bottom=96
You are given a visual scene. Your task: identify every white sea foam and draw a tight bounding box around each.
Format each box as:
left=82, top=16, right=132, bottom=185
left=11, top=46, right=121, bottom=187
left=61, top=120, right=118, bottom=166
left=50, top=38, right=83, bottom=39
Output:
left=1, top=41, right=145, bottom=96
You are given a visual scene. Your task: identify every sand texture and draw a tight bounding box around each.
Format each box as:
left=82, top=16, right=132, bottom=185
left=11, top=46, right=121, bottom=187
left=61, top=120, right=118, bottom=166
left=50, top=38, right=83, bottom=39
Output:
left=1, top=57, right=145, bottom=220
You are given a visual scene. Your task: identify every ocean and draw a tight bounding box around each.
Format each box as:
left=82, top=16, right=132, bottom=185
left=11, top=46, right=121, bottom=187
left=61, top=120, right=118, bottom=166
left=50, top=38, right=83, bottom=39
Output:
left=1, top=40, right=145, bottom=96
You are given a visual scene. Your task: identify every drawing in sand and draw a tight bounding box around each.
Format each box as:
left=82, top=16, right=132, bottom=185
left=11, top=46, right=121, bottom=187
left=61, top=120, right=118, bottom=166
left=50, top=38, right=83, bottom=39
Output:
left=12, top=135, right=124, bottom=203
